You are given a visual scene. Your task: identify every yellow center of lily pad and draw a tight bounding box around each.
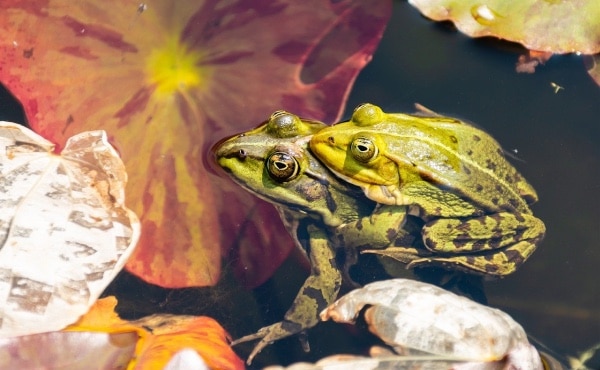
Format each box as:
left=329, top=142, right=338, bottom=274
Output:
left=146, top=37, right=204, bottom=96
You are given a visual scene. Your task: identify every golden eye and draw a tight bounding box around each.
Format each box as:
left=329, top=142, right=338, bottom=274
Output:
left=266, top=152, right=299, bottom=182
left=350, top=137, right=377, bottom=162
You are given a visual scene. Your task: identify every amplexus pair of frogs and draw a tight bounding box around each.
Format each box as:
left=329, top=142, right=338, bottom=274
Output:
left=213, top=103, right=546, bottom=364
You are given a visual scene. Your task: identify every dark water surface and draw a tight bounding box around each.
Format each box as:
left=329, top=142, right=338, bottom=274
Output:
left=343, top=0, right=600, bottom=361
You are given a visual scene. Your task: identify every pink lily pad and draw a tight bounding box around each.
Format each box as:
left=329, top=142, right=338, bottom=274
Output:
left=0, top=0, right=391, bottom=287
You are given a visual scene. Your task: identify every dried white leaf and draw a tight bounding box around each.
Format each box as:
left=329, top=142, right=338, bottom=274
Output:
left=321, top=279, right=543, bottom=369
left=0, top=123, right=140, bottom=336
left=263, top=354, right=506, bottom=370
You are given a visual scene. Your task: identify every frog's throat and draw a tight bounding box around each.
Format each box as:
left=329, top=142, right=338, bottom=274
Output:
left=327, top=169, right=403, bottom=206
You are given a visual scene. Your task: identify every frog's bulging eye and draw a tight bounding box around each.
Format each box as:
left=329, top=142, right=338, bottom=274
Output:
left=267, top=152, right=300, bottom=182
left=351, top=137, right=378, bottom=162
left=268, top=111, right=301, bottom=138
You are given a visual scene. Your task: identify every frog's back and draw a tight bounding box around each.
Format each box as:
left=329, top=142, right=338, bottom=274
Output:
left=384, top=112, right=537, bottom=213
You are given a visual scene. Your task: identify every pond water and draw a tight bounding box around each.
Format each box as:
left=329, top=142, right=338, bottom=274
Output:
left=342, top=0, right=600, bottom=365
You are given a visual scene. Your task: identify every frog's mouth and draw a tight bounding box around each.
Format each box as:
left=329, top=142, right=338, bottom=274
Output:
left=220, top=169, right=311, bottom=217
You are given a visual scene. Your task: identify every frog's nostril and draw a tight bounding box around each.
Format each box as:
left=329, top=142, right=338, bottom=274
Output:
left=327, top=136, right=335, bottom=144
left=238, top=149, right=247, bottom=160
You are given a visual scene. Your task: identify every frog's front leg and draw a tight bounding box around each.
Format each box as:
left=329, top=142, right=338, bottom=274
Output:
left=231, top=224, right=341, bottom=365
left=334, top=205, right=424, bottom=283
left=336, top=205, right=412, bottom=250
left=411, top=212, right=545, bottom=276
left=335, top=205, right=404, bottom=282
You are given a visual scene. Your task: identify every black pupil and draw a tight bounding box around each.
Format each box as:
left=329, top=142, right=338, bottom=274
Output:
left=274, top=161, right=287, bottom=170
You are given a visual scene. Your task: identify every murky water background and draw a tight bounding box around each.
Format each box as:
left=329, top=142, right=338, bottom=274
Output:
left=343, top=0, right=600, bottom=361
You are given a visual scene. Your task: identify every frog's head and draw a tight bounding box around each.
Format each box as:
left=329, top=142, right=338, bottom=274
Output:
left=310, top=104, right=400, bottom=205
left=213, top=111, right=370, bottom=226
left=312, top=103, right=539, bottom=213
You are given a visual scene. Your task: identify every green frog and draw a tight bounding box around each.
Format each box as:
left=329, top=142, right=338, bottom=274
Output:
left=213, top=111, right=419, bottom=364
left=310, top=103, right=546, bottom=276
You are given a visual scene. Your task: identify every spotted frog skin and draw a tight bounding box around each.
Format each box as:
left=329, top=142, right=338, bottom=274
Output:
left=310, top=103, right=546, bottom=276
left=213, top=111, right=417, bottom=364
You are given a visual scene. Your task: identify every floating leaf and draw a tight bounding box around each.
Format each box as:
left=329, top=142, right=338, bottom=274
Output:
left=67, top=296, right=244, bottom=370
left=408, top=0, right=600, bottom=54
left=262, top=354, right=508, bottom=369
left=0, top=331, right=137, bottom=369
left=0, top=123, right=139, bottom=336
left=0, top=0, right=392, bottom=288
left=321, top=279, right=544, bottom=368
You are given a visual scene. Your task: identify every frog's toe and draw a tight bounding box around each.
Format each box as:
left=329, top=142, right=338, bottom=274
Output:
left=230, top=330, right=265, bottom=347
left=244, top=338, right=269, bottom=366
left=231, top=321, right=302, bottom=365
left=230, top=328, right=271, bottom=365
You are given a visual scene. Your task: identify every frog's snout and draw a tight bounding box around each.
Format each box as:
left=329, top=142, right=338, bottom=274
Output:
left=226, top=148, right=247, bottom=160
left=213, top=139, right=248, bottom=161
left=218, top=149, right=248, bottom=164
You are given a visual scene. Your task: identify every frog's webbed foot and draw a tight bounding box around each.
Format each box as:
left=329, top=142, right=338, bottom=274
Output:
left=231, top=321, right=306, bottom=365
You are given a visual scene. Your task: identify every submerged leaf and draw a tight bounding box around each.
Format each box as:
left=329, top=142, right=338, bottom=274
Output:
left=409, top=0, right=600, bottom=54
left=0, top=123, right=139, bottom=336
left=0, top=331, right=137, bottom=369
left=0, top=0, right=391, bottom=288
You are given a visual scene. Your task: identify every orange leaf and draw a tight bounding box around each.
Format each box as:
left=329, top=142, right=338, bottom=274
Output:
left=66, top=296, right=142, bottom=334
left=132, top=315, right=244, bottom=370
left=66, top=296, right=244, bottom=370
